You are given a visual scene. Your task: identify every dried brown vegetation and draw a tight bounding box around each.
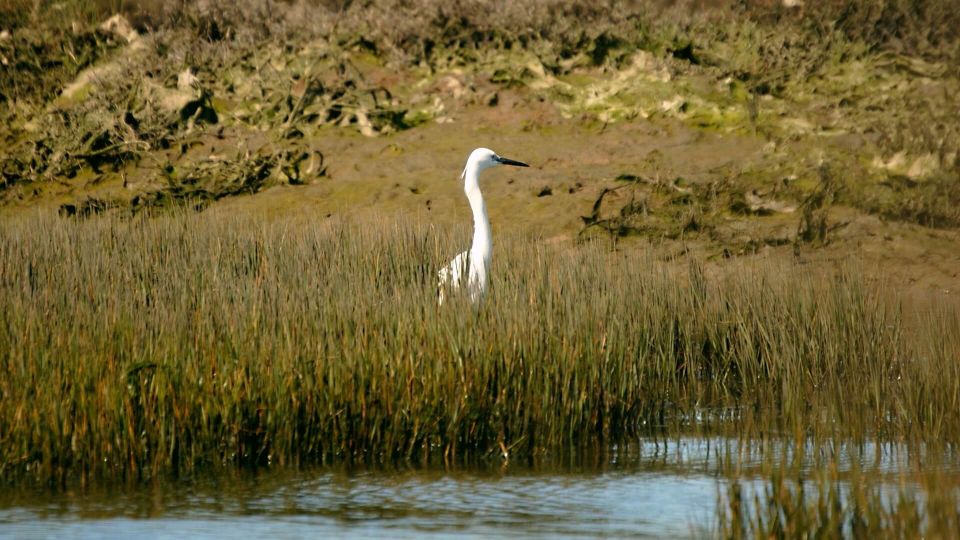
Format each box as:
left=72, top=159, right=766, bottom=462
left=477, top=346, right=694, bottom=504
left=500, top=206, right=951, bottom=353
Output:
left=2, top=0, right=959, bottom=231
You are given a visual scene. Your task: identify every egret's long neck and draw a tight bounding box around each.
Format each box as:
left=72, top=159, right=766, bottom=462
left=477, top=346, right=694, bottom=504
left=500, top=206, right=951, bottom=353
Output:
left=463, top=162, right=492, bottom=262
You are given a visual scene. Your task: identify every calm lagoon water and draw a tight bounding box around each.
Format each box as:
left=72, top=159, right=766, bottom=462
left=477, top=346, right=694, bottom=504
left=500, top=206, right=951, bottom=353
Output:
left=0, top=436, right=936, bottom=539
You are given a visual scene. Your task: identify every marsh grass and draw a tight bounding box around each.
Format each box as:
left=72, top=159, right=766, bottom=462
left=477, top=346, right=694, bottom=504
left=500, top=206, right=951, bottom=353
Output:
left=0, top=211, right=958, bottom=487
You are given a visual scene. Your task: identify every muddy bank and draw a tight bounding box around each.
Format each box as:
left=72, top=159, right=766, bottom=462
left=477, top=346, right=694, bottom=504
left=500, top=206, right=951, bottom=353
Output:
left=1, top=1, right=958, bottom=294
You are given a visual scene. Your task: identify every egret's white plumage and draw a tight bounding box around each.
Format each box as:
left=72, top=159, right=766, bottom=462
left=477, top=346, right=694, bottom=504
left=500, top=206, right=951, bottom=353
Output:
left=438, top=147, right=529, bottom=305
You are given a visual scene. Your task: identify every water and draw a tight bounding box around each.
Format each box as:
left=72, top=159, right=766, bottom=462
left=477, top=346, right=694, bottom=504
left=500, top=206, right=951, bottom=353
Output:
left=0, top=437, right=949, bottom=539
left=0, top=469, right=716, bottom=538
left=0, top=473, right=704, bottom=538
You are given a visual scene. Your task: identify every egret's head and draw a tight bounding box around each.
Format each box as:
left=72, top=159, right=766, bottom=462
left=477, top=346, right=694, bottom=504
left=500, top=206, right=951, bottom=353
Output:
left=469, top=147, right=530, bottom=172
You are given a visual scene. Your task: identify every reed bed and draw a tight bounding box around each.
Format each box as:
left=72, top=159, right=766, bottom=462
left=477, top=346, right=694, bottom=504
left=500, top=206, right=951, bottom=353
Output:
left=0, top=211, right=958, bottom=486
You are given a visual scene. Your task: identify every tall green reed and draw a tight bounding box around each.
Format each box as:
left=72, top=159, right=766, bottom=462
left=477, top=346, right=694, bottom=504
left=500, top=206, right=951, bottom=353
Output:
left=0, top=211, right=956, bottom=485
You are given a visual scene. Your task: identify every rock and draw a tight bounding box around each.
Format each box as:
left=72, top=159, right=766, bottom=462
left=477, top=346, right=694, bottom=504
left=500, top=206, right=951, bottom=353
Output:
left=0, top=30, right=9, bottom=66
left=745, top=190, right=796, bottom=214
left=440, top=75, right=467, bottom=99
left=524, top=60, right=547, bottom=79
left=151, top=81, right=196, bottom=114
left=660, top=95, right=685, bottom=113
left=627, top=51, right=671, bottom=82
left=99, top=14, right=139, bottom=44
left=945, top=151, right=957, bottom=169
left=907, top=154, right=939, bottom=180
left=873, top=151, right=908, bottom=173
left=872, top=151, right=939, bottom=179
left=178, top=69, right=199, bottom=91
left=354, top=109, right=377, bottom=137
left=61, top=64, right=122, bottom=101
left=61, top=15, right=147, bottom=101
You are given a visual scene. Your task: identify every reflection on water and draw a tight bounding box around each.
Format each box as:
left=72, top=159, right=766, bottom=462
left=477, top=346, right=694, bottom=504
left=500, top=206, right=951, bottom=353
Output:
left=0, top=437, right=953, bottom=538
left=1, top=471, right=716, bottom=537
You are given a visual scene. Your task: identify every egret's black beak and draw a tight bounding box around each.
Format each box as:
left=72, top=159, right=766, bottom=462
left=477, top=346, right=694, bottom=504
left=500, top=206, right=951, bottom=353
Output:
left=496, top=156, right=529, bottom=167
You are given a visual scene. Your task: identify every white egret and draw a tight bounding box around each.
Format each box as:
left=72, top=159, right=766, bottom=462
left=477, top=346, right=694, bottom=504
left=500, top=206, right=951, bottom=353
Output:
left=437, top=147, right=529, bottom=305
